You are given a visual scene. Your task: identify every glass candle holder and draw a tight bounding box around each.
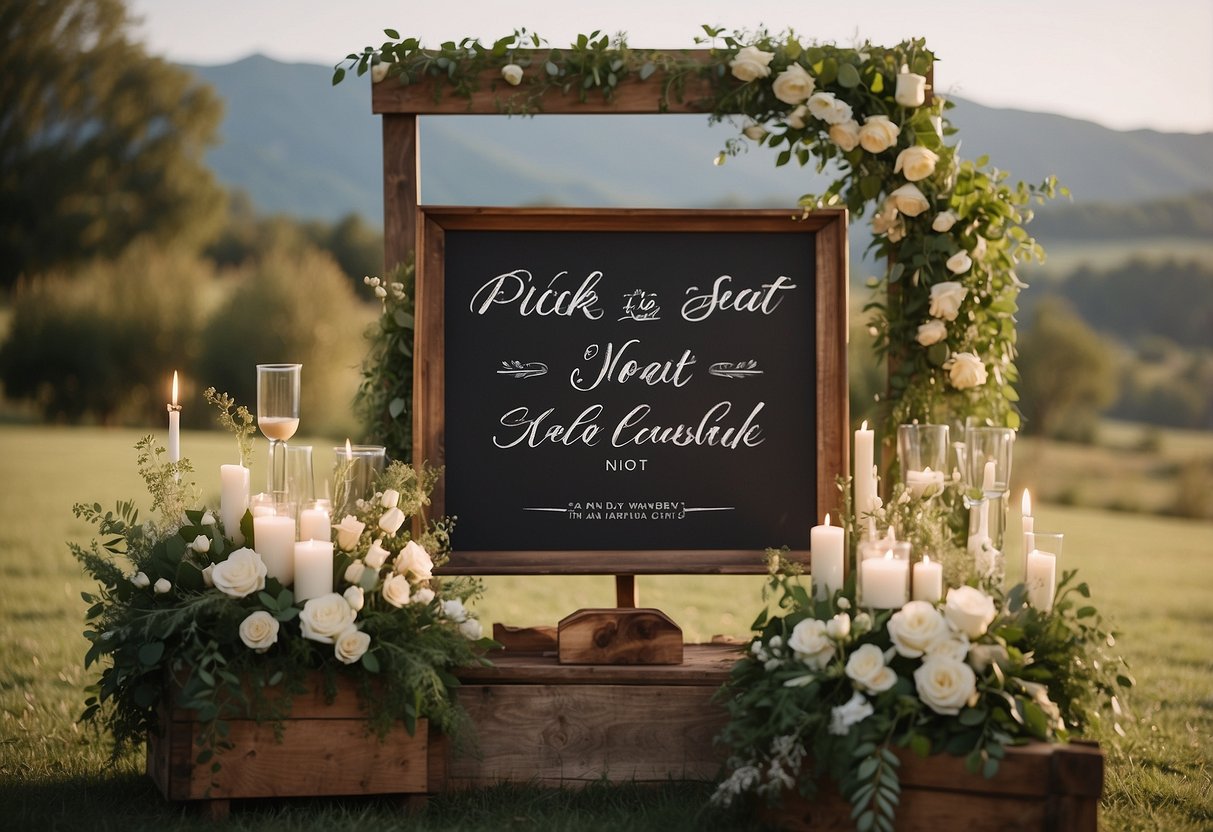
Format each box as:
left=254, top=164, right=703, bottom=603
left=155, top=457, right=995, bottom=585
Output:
left=858, top=539, right=910, bottom=609
left=256, top=364, right=302, bottom=497
left=332, top=444, right=387, bottom=515
left=285, top=444, right=315, bottom=509
left=1025, top=531, right=1063, bottom=610
left=898, top=423, right=950, bottom=499
left=965, top=426, right=1015, bottom=498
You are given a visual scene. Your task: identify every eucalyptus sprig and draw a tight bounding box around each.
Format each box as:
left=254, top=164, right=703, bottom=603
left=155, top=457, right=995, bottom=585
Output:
left=203, top=386, right=256, bottom=466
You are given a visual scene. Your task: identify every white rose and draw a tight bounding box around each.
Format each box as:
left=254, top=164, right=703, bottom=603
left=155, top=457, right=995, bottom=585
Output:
left=334, top=626, right=371, bottom=664
left=826, top=613, right=851, bottom=641
left=501, top=63, right=523, bottom=86
left=411, top=586, right=436, bottom=605
left=948, top=352, right=989, bottom=390
left=442, top=597, right=468, bottom=622
left=829, top=690, right=875, bottom=735
left=858, top=115, right=900, bottom=154
left=378, top=507, right=406, bottom=535
left=946, top=250, right=973, bottom=275
left=887, top=601, right=950, bottom=658
left=459, top=618, right=483, bottom=640
left=153, top=578, right=172, bottom=595
left=787, top=618, right=834, bottom=670
left=742, top=123, right=769, bottom=142
left=785, top=104, right=808, bottom=130
left=210, top=548, right=267, bottom=598
left=334, top=515, right=366, bottom=551
left=807, top=92, right=852, bottom=125
left=370, top=61, right=389, bottom=84
left=894, top=146, right=940, bottom=182
left=771, top=64, right=815, bottom=105
left=852, top=611, right=873, bottom=635
left=828, top=119, right=860, bottom=152
left=886, top=216, right=907, bottom=243
left=932, top=211, right=958, bottom=232
left=929, top=281, right=968, bottom=321
left=343, top=585, right=364, bottom=612
left=380, top=489, right=401, bottom=509
left=925, top=633, right=970, bottom=662
left=729, top=45, right=775, bottom=82
left=887, top=183, right=930, bottom=217
left=381, top=573, right=411, bottom=608
left=343, top=559, right=366, bottom=584
left=844, top=643, right=897, bottom=692
left=396, top=540, right=434, bottom=581
left=914, top=655, right=977, bottom=715
left=201, top=564, right=214, bottom=587
left=944, top=586, right=998, bottom=638
left=299, top=593, right=357, bottom=643
left=189, top=534, right=211, bottom=554
left=365, top=539, right=391, bottom=570
left=201, top=511, right=216, bottom=525
left=871, top=203, right=898, bottom=235
left=239, top=610, right=279, bottom=653
left=916, top=319, right=948, bottom=346
left=896, top=71, right=928, bottom=108
left=131, top=571, right=151, bottom=589
left=968, top=643, right=1009, bottom=673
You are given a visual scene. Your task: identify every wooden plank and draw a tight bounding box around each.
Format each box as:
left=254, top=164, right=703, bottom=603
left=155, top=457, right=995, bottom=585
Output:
left=448, top=683, right=727, bottom=786
left=382, top=113, right=418, bottom=270
left=457, top=642, right=738, bottom=685
left=436, top=548, right=806, bottom=575
left=372, top=50, right=718, bottom=115
left=167, top=672, right=370, bottom=721
left=557, top=608, right=683, bottom=665
left=493, top=623, right=559, bottom=652
left=814, top=209, right=850, bottom=559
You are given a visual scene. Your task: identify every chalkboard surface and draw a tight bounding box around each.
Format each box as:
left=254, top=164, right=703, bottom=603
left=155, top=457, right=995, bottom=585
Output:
left=415, top=209, right=848, bottom=574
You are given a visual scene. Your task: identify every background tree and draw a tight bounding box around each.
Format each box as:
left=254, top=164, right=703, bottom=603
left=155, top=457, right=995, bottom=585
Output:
left=0, top=0, right=226, bottom=285
left=1016, top=297, right=1118, bottom=440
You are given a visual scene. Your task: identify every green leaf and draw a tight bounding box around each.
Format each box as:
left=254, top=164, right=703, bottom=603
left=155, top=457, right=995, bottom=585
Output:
left=138, top=641, right=165, bottom=667
left=639, top=62, right=656, bottom=81
left=545, top=61, right=559, bottom=77
left=384, top=28, right=400, bottom=39
left=389, top=398, right=406, bottom=419
left=362, top=652, right=381, bottom=673
left=959, top=707, right=988, bottom=727
left=331, top=67, right=346, bottom=86
left=837, top=63, right=861, bottom=88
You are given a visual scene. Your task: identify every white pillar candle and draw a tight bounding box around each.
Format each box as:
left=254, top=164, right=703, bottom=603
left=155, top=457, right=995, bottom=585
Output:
left=810, top=513, right=845, bottom=600
left=299, top=505, right=332, bottom=543
left=167, top=371, right=181, bottom=466
left=220, top=464, right=250, bottom=545
left=1025, top=548, right=1057, bottom=609
left=254, top=514, right=296, bottom=584
left=912, top=555, right=943, bottom=603
left=854, top=421, right=877, bottom=519
left=1021, top=490, right=1034, bottom=580
left=294, top=539, right=334, bottom=602
left=861, top=550, right=908, bottom=609
left=905, top=467, right=945, bottom=500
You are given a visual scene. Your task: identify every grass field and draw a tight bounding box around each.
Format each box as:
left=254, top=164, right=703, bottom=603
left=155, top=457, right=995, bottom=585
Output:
left=1, top=424, right=1211, bottom=831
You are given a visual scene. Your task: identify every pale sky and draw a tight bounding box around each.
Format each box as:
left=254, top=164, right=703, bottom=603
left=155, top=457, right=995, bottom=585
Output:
left=128, top=0, right=1213, bottom=134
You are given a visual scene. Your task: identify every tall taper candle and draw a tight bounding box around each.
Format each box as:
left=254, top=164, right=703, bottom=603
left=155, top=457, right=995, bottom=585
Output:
left=810, top=514, right=845, bottom=600
left=1021, top=489, right=1034, bottom=581
left=854, top=421, right=876, bottom=519
left=167, top=371, right=181, bottom=465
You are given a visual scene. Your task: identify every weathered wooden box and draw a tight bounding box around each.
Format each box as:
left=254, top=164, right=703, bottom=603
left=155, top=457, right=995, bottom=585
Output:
left=764, top=741, right=1103, bottom=832
left=148, top=673, right=441, bottom=818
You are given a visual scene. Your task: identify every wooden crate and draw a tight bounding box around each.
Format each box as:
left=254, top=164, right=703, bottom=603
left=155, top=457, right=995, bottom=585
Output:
left=763, top=741, right=1103, bottom=832
left=148, top=673, right=441, bottom=818
left=448, top=643, right=738, bottom=787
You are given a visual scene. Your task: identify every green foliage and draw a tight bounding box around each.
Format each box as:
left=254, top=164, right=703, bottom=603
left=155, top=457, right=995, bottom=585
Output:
left=0, top=0, right=226, bottom=285
left=355, top=264, right=415, bottom=460
left=0, top=243, right=212, bottom=424
left=202, top=387, right=257, bottom=467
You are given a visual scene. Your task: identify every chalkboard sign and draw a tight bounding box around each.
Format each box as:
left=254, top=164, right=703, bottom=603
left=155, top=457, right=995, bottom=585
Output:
left=415, top=208, right=848, bottom=574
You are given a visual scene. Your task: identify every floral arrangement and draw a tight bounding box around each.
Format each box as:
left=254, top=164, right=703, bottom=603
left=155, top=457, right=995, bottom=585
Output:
left=336, top=26, right=1065, bottom=436
left=71, top=399, right=493, bottom=771
left=711, top=548, right=1132, bottom=831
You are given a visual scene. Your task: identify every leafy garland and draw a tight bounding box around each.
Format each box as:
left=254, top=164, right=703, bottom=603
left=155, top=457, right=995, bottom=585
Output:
left=336, top=25, right=1065, bottom=435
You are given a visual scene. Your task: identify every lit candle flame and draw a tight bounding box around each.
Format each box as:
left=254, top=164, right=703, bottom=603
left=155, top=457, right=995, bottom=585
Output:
left=922, top=555, right=931, bottom=565
left=883, top=549, right=894, bottom=561
left=345, top=438, right=353, bottom=456
left=1022, top=489, right=1032, bottom=517
left=824, top=513, right=831, bottom=527
left=171, top=371, right=179, bottom=407
left=860, top=420, right=868, bottom=431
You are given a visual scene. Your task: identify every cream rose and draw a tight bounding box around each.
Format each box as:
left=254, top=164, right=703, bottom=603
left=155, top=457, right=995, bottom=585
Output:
left=785, top=104, right=809, bottom=130
left=807, top=92, right=852, bottom=125
left=968, top=643, right=1009, bottom=673
left=239, top=610, right=279, bottom=653
left=948, top=352, right=989, bottom=390
left=829, top=690, right=875, bottom=735
left=916, top=319, right=948, bottom=346
left=944, top=586, right=998, bottom=638
left=932, top=211, right=958, bottom=232
left=299, top=593, right=358, bottom=643
left=201, top=564, right=215, bottom=587
left=370, top=61, right=389, bottom=84
left=365, top=539, right=391, bottom=570
left=828, top=119, right=860, bottom=151
left=459, top=618, right=483, bottom=640
left=729, top=45, right=775, bottom=82
left=826, top=613, right=851, bottom=641
left=925, top=634, right=971, bottom=662
left=410, top=586, right=436, bottom=605
left=381, top=573, right=411, bottom=608
left=343, top=559, right=366, bottom=584
left=501, top=64, right=523, bottom=86
left=787, top=618, right=834, bottom=670
left=201, top=510, right=216, bottom=525
left=380, top=488, right=401, bottom=509
left=844, top=643, right=897, bottom=692
left=871, top=203, right=898, bottom=235
left=895, top=71, right=927, bottom=107
left=378, top=507, right=406, bottom=535
left=914, top=655, right=977, bottom=715
left=946, top=250, right=973, bottom=275
left=189, top=535, right=211, bottom=554
left=334, top=626, right=371, bottom=664
left=742, top=124, right=769, bottom=142
left=442, top=597, right=468, bottom=622
left=396, top=540, right=434, bottom=581
left=929, top=281, right=968, bottom=321
left=771, top=64, right=815, bottom=105
left=858, top=115, right=900, bottom=154
left=131, top=571, right=150, bottom=589
left=887, top=601, right=950, bottom=658
left=153, top=578, right=172, bottom=595
left=894, top=146, right=940, bottom=182
left=211, top=548, right=267, bottom=598
left=887, top=183, right=930, bottom=217
left=334, top=515, right=366, bottom=551
left=343, top=585, right=364, bottom=612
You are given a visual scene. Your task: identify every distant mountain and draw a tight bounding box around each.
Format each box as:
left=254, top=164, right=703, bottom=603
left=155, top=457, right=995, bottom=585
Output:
left=184, top=55, right=1213, bottom=225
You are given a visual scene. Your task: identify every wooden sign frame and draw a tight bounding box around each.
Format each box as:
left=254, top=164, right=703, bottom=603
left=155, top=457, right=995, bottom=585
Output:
left=414, top=206, right=848, bottom=575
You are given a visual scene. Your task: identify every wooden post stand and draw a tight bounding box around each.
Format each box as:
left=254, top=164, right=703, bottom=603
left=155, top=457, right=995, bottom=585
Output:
left=557, top=575, right=683, bottom=665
